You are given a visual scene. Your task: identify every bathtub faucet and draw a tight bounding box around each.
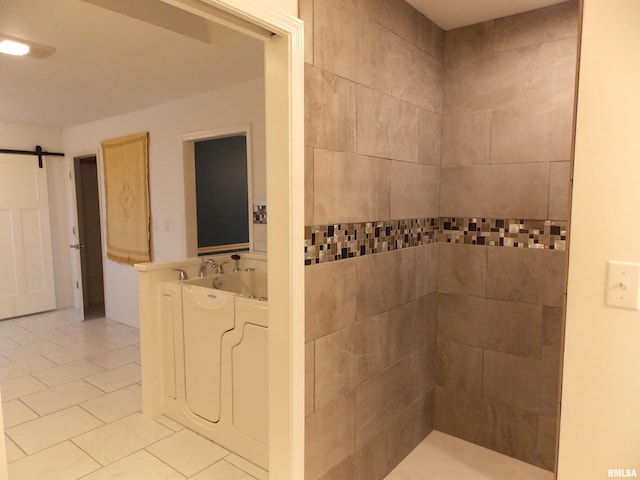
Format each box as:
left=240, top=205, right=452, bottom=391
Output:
left=199, top=258, right=218, bottom=277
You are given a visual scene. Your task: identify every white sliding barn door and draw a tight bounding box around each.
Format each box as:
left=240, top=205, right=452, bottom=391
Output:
left=0, top=154, right=56, bottom=319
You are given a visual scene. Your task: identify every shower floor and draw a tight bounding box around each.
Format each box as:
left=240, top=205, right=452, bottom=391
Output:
left=384, top=431, right=553, bottom=480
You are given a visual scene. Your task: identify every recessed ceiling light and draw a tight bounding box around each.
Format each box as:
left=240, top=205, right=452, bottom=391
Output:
left=0, top=35, right=54, bottom=58
left=0, top=39, right=29, bottom=56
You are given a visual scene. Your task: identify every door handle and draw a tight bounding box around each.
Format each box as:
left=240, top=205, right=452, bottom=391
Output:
left=69, top=244, right=86, bottom=249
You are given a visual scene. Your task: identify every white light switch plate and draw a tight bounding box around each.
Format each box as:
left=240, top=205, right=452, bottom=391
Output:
left=606, top=261, right=640, bottom=310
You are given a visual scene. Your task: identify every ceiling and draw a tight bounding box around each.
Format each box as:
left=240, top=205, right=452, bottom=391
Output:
left=0, top=0, right=569, bottom=129
left=0, top=0, right=264, bottom=128
left=407, top=0, right=569, bottom=30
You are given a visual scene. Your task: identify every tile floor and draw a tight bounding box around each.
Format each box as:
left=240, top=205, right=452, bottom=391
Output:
left=0, top=308, right=268, bottom=480
left=384, top=430, right=554, bottom=480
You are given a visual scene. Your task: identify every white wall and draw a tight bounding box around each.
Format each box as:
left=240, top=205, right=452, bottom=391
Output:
left=255, top=0, right=296, bottom=17
left=0, top=123, right=74, bottom=310
left=558, top=0, right=640, bottom=478
left=62, top=79, right=265, bottom=327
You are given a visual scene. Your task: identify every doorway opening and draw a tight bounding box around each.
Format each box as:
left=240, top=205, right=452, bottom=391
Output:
left=73, top=155, right=105, bottom=320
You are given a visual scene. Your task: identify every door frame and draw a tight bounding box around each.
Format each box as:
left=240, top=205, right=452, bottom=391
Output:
left=158, top=1, right=305, bottom=478
left=71, top=154, right=106, bottom=318
left=68, top=150, right=106, bottom=320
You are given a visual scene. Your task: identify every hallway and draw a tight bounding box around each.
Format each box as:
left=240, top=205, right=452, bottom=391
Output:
left=0, top=309, right=267, bottom=480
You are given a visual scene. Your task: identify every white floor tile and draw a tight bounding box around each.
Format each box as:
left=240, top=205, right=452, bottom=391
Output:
left=16, top=316, right=69, bottom=333
left=2, top=399, right=38, bottom=428
left=0, top=336, right=21, bottom=351
left=32, top=359, right=106, bottom=387
left=49, top=332, right=108, bottom=349
left=103, top=332, right=140, bottom=351
left=72, top=412, right=172, bottom=465
left=9, top=328, right=66, bottom=346
left=155, top=414, right=186, bottom=432
left=5, top=435, right=26, bottom=462
left=78, top=450, right=185, bottom=480
left=84, top=363, right=141, bottom=392
left=1, top=341, right=65, bottom=363
left=384, top=431, right=554, bottom=480
left=146, top=428, right=229, bottom=476
left=80, top=384, right=141, bottom=423
left=190, top=460, right=258, bottom=480
left=0, top=323, right=30, bottom=339
left=7, top=405, right=103, bottom=454
left=0, top=355, right=56, bottom=382
left=43, top=343, right=109, bottom=365
left=1, top=374, right=48, bottom=401
left=21, top=379, right=104, bottom=415
left=7, top=441, right=100, bottom=480
left=89, top=346, right=140, bottom=369
left=225, top=453, right=269, bottom=480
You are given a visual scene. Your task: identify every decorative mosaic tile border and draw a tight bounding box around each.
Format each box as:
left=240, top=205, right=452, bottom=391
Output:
left=304, top=218, right=438, bottom=265
left=304, top=217, right=568, bottom=265
left=253, top=205, right=267, bottom=224
left=440, top=217, right=568, bottom=250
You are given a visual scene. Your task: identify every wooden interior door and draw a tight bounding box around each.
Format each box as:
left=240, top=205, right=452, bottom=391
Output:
left=0, top=154, right=56, bottom=319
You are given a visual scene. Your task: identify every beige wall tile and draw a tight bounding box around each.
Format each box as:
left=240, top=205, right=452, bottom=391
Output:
left=541, top=306, right=564, bottom=363
left=440, top=163, right=550, bottom=219
left=356, top=86, right=420, bottom=163
left=314, top=299, right=432, bottom=411
left=305, top=147, right=314, bottom=225
left=357, top=20, right=393, bottom=95
left=355, top=346, right=429, bottom=445
left=483, top=351, right=559, bottom=418
left=313, top=149, right=390, bottom=224
left=436, top=341, right=483, bottom=396
left=435, top=387, right=538, bottom=465
left=417, top=15, right=444, bottom=60
left=418, top=108, right=442, bottom=166
left=355, top=249, right=416, bottom=320
left=305, top=341, right=315, bottom=417
left=351, top=314, right=389, bottom=381
left=315, top=319, right=385, bottom=410
left=495, top=0, right=579, bottom=52
left=444, top=20, right=495, bottom=64
left=377, top=0, right=418, bottom=44
left=305, top=393, right=356, bottom=480
left=299, top=0, right=313, bottom=64
left=386, top=391, right=435, bottom=468
left=486, top=248, right=567, bottom=307
left=441, top=111, right=492, bottom=166
left=549, top=161, right=572, bottom=220
left=390, top=162, right=439, bottom=219
left=491, top=101, right=574, bottom=164
left=415, top=244, right=438, bottom=297
left=390, top=34, right=443, bottom=112
left=535, top=415, right=558, bottom=471
left=314, top=328, right=358, bottom=410
left=305, top=260, right=357, bottom=342
left=444, top=37, right=578, bottom=115
left=438, top=244, right=487, bottom=297
left=313, top=0, right=359, bottom=82
left=437, top=293, right=543, bottom=359
left=318, top=429, right=388, bottom=480
left=305, top=64, right=356, bottom=152
left=386, top=299, right=431, bottom=367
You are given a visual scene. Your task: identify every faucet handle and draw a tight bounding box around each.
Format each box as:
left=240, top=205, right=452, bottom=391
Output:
left=217, top=261, right=229, bottom=274
left=173, top=269, right=188, bottom=281
left=231, top=254, right=241, bottom=272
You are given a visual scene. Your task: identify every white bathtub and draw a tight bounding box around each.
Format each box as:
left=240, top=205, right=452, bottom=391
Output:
left=160, top=270, right=268, bottom=469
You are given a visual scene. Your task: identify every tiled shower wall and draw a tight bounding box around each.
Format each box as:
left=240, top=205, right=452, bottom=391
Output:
left=301, top=0, right=443, bottom=479
left=301, top=0, right=578, bottom=478
left=436, top=1, right=578, bottom=471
